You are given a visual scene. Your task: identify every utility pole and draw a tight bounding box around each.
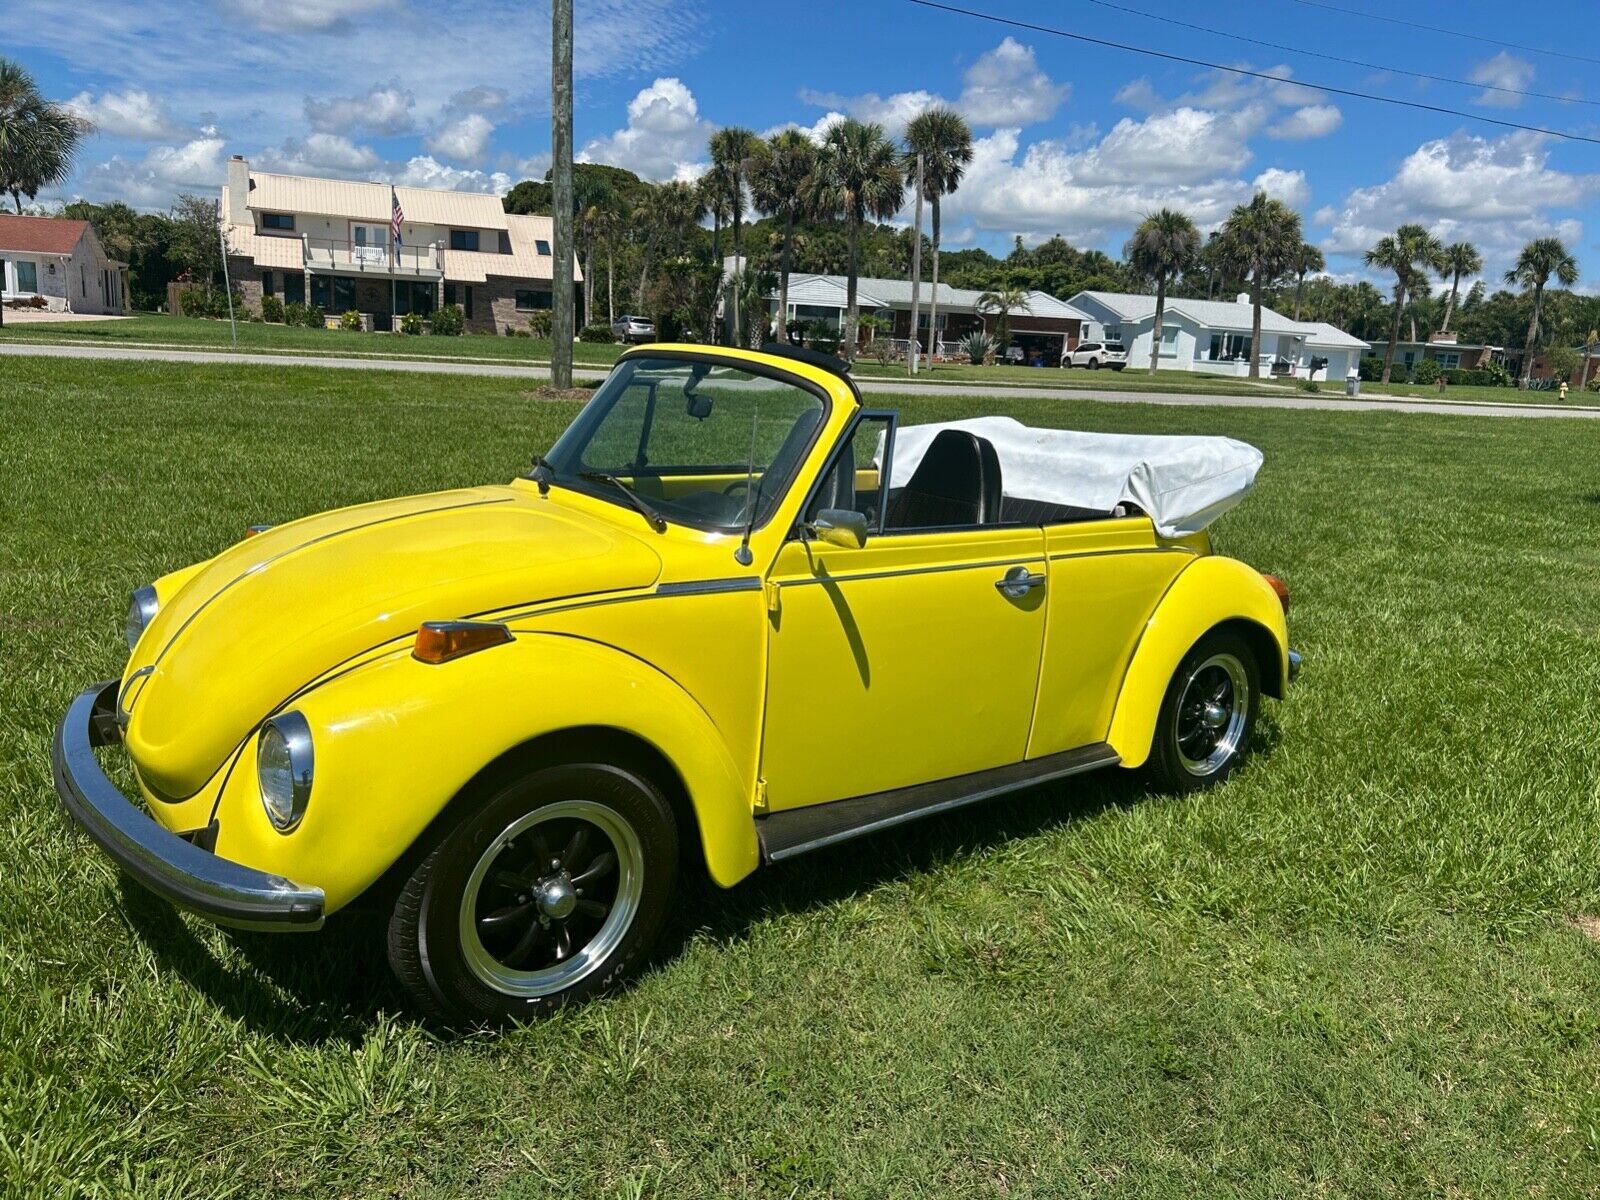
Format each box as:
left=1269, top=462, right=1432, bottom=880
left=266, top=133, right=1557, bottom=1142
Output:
left=907, top=152, right=924, bottom=377
left=550, top=0, right=574, bottom=389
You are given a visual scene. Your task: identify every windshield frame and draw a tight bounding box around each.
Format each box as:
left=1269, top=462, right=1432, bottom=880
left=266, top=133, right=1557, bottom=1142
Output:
left=539, top=350, right=838, bottom=536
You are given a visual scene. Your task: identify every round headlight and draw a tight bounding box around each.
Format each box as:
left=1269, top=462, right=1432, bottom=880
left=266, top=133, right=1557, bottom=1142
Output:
left=126, top=585, right=159, bottom=651
left=258, top=712, right=314, bottom=832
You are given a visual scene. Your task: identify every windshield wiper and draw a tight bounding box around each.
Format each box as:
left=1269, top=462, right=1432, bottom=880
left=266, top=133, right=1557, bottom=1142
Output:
left=576, top=471, right=667, bottom=533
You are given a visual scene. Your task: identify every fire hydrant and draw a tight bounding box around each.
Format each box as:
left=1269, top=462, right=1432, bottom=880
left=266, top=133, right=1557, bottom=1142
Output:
left=1560, top=380, right=1570, bottom=402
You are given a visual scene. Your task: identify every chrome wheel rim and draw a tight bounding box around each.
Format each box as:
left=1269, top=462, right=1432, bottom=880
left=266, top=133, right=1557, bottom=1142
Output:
left=1174, top=652, right=1250, bottom=777
left=459, top=799, right=643, bottom=998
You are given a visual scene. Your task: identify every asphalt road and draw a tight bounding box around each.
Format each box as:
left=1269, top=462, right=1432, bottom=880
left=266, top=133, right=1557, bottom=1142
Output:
left=6, top=341, right=1598, bottom=420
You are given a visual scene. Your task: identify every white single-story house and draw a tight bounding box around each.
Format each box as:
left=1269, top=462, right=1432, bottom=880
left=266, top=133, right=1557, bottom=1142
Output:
left=0, top=214, right=128, bottom=314
left=1068, top=290, right=1367, bottom=380
left=726, top=259, right=1092, bottom=361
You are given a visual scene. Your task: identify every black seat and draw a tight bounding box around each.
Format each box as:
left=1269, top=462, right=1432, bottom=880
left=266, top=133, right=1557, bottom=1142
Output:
left=886, top=429, right=1003, bottom=529
left=806, top=434, right=855, bottom=521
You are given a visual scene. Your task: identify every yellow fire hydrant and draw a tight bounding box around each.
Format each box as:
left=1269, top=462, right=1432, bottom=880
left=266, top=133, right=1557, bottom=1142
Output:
left=1560, top=380, right=1570, bottom=402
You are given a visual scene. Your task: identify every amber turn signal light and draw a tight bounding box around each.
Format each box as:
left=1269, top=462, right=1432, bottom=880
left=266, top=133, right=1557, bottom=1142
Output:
left=245, top=524, right=273, bottom=537
left=1261, top=574, right=1290, bottom=615
left=413, top=621, right=513, bottom=664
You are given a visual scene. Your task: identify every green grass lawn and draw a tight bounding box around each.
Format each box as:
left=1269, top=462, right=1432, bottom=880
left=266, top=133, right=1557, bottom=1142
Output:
left=6, top=359, right=1600, bottom=1197
left=0, top=311, right=625, bottom=366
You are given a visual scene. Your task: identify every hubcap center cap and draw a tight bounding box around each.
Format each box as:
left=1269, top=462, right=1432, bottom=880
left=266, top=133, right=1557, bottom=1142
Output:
left=1201, top=700, right=1229, bottom=730
left=536, top=876, right=577, bottom=920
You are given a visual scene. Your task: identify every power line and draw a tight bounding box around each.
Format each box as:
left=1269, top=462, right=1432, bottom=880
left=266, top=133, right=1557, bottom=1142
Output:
left=1080, top=0, right=1600, bottom=108
left=1287, top=0, right=1600, bottom=68
left=906, top=0, right=1600, bottom=146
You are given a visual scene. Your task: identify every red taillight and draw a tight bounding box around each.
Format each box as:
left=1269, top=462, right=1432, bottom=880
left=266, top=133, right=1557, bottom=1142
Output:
left=1262, top=573, right=1290, bottom=615
left=413, top=621, right=513, bottom=664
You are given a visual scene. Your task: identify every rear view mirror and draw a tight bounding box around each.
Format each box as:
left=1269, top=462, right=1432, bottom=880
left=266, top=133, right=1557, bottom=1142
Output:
left=809, top=508, right=869, bottom=550
left=685, top=391, right=713, bottom=420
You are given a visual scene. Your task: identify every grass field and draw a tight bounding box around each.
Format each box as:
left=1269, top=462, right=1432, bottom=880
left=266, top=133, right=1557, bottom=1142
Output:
left=5, top=358, right=1600, bottom=1197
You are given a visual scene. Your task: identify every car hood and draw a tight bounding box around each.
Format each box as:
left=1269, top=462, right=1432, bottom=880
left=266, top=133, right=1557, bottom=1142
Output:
left=121, top=485, right=661, bottom=800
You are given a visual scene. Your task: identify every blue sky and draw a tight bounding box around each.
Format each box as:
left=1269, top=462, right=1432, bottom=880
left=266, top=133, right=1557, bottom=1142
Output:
left=8, top=0, right=1600, bottom=288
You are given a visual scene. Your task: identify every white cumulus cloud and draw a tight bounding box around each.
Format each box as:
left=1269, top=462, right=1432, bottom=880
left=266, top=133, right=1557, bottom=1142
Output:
left=256, top=133, right=380, bottom=176
left=62, top=89, right=186, bottom=141
left=304, top=82, right=416, bottom=136
left=1470, top=52, right=1535, bottom=108
left=579, top=76, right=715, bottom=180
left=424, top=113, right=495, bottom=165
left=1267, top=104, right=1342, bottom=140
left=957, top=37, right=1069, bottom=125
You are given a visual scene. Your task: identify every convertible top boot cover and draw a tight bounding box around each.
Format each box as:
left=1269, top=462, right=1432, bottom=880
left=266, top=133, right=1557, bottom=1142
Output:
left=886, top=416, right=1263, bottom=538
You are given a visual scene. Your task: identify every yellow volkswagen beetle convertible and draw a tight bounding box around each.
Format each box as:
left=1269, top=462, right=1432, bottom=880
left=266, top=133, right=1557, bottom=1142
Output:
left=55, top=343, right=1298, bottom=1025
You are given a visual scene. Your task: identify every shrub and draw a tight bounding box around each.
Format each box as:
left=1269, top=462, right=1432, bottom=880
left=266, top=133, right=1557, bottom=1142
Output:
left=1298, top=378, right=1321, bottom=393
left=340, top=309, right=362, bottom=332
left=578, top=323, right=616, bottom=343
left=1357, top=355, right=1382, bottom=381
left=302, top=304, right=327, bottom=329
left=399, top=311, right=423, bottom=336
left=1411, top=358, right=1441, bottom=385
left=526, top=309, right=553, bottom=338
left=810, top=332, right=841, bottom=357
left=283, top=301, right=307, bottom=327
left=177, top=287, right=216, bottom=318
left=963, top=331, right=996, bottom=366
left=430, top=304, right=464, bottom=336
left=260, top=294, right=284, bottom=323
left=1481, top=359, right=1512, bottom=387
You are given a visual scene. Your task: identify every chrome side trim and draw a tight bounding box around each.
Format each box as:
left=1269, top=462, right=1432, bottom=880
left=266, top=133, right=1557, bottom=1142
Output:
left=152, top=495, right=513, bottom=666
left=654, top=577, right=763, bottom=597
left=777, top=555, right=1040, bottom=588
left=1046, top=546, right=1195, bottom=563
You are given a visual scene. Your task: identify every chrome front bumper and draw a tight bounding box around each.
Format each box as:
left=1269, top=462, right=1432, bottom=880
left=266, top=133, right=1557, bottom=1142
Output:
left=52, top=680, right=324, bottom=932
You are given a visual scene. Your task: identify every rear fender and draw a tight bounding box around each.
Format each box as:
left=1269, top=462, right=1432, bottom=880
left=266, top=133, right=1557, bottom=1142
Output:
left=210, top=633, right=757, bottom=914
left=1105, top=556, right=1288, bottom=769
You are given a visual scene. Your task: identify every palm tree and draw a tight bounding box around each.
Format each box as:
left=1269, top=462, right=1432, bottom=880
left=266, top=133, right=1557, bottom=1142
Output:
left=809, top=119, right=905, bottom=360
left=748, top=129, right=816, bottom=345
left=696, top=165, right=734, bottom=339
left=1289, top=242, right=1324, bottom=321
left=901, top=106, right=973, bottom=360
left=1364, top=223, right=1446, bottom=385
left=1126, top=209, right=1201, bottom=373
left=1505, top=236, right=1579, bottom=388
left=0, top=58, right=91, bottom=215
left=709, top=126, right=763, bottom=344
left=1218, top=192, right=1303, bottom=379
left=1437, top=241, right=1482, bottom=334
left=976, top=283, right=1031, bottom=350
left=631, top=184, right=666, bottom=311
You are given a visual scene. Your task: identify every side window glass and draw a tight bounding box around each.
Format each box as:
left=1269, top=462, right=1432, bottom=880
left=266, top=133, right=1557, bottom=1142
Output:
left=803, top=414, right=894, bottom=532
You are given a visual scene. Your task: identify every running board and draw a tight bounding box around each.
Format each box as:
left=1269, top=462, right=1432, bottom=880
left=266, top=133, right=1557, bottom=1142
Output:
left=756, top=743, right=1120, bottom=863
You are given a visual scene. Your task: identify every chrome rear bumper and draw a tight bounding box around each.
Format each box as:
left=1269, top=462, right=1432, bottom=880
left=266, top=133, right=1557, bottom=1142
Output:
left=53, top=680, right=324, bottom=932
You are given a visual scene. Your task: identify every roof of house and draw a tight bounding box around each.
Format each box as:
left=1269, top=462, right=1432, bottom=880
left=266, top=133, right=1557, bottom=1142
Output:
left=1070, top=290, right=1367, bottom=349
left=736, top=261, right=1088, bottom=321
left=0, top=214, right=89, bottom=255
left=235, top=170, right=511, bottom=229
left=444, top=214, right=558, bottom=283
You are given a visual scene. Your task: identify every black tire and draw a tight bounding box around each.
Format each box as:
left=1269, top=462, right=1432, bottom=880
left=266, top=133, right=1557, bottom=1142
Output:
left=1144, top=629, right=1259, bottom=793
left=387, top=762, right=677, bottom=1027
left=1088, top=358, right=1100, bottom=370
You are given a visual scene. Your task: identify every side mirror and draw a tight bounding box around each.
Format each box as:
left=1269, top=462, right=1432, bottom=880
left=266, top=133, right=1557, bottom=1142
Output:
left=809, top=508, right=869, bottom=549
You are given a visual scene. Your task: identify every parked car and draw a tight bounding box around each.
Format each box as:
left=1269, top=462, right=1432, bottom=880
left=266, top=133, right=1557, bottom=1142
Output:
left=55, top=342, right=1297, bottom=1027
left=1063, top=341, right=1128, bottom=370
left=612, top=314, right=655, bottom=343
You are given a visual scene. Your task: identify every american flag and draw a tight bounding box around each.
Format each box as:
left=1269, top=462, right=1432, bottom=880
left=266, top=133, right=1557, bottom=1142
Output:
left=390, top=187, right=404, bottom=264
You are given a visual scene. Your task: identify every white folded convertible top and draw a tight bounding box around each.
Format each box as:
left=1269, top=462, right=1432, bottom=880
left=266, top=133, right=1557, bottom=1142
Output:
left=886, top=416, right=1263, bottom=538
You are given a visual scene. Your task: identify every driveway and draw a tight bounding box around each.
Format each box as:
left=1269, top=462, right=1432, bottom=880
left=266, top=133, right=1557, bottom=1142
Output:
left=1, top=310, right=132, bottom=324
left=5, top=341, right=1598, bottom=420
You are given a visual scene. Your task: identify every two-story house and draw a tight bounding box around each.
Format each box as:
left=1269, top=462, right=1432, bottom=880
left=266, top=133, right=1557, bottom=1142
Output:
left=222, top=156, right=577, bottom=334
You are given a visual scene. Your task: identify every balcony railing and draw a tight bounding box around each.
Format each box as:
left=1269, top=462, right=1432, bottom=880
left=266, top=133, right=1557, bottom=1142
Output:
left=301, top=237, right=442, bottom=276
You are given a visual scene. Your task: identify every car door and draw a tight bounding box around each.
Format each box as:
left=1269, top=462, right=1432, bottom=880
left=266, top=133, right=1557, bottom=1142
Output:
left=759, top=415, right=1048, bottom=813
left=1025, top=516, right=1196, bottom=758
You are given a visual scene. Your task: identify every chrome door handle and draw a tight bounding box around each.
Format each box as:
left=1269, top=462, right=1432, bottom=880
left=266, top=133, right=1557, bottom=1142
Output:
left=995, top=566, right=1046, bottom=598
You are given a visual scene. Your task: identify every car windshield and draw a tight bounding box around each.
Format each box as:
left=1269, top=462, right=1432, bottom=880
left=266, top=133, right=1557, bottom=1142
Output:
left=541, top=355, right=829, bottom=532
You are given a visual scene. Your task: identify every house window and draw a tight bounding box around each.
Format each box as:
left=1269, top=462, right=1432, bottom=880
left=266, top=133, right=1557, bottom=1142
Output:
left=497, top=231, right=512, bottom=254
left=261, top=213, right=295, bottom=231
left=449, top=230, right=480, bottom=252
left=1159, top=324, right=1180, bottom=357
left=15, top=260, right=38, bottom=293
left=1104, top=324, right=1122, bottom=344
left=444, top=283, right=473, bottom=318
left=1206, top=332, right=1253, bottom=361
left=515, top=289, right=552, bottom=310
left=536, top=239, right=551, bottom=255
left=311, top=276, right=356, bottom=312
left=283, top=273, right=304, bottom=306
left=261, top=271, right=275, bottom=298
left=1434, top=351, right=1460, bottom=369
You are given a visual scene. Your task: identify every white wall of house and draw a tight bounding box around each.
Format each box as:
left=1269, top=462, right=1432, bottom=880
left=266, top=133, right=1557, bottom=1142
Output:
left=2, top=255, right=67, bottom=308
left=2, top=247, right=124, bottom=314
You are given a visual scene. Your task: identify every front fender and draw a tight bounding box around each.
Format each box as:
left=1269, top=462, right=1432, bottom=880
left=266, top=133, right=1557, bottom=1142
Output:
left=210, top=633, right=758, bottom=915
left=1105, top=555, right=1289, bottom=769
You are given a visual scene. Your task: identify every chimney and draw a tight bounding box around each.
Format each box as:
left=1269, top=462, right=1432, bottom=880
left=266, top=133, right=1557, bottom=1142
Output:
left=1235, top=292, right=1250, bottom=306
left=1430, top=330, right=1457, bottom=344
left=225, top=155, right=250, bottom=226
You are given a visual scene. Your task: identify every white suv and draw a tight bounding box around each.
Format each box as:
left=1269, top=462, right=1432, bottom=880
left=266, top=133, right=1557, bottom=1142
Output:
left=1062, top=341, right=1128, bottom=370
